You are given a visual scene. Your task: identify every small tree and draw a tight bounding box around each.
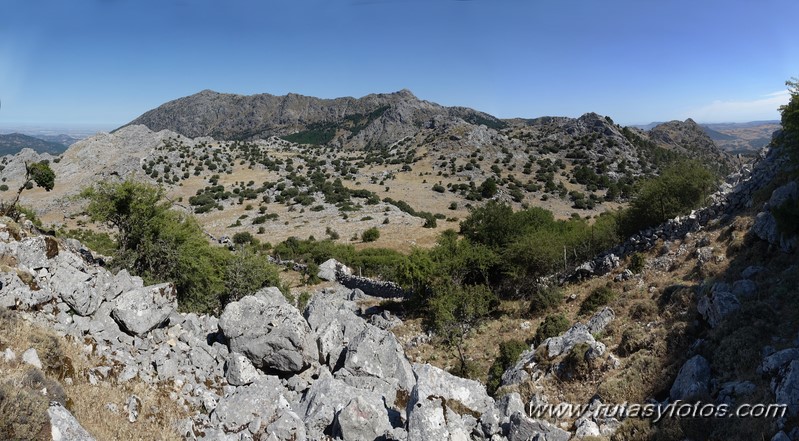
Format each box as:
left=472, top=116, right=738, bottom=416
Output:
left=426, top=283, right=498, bottom=377
left=0, top=161, right=55, bottom=219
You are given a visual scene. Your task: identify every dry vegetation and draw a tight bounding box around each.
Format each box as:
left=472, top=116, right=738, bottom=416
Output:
left=0, top=308, right=186, bottom=440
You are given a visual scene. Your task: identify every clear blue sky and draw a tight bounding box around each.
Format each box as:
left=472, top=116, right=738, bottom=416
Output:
left=2, top=0, right=798, bottom=128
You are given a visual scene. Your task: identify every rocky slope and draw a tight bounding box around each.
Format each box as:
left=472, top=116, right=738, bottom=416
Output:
left=122, top=89, right=732, bottom=173
left=0, top=218, right=576, bottom=441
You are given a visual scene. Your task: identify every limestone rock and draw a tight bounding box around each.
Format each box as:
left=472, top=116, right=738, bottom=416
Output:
left=541, top=323, right=605, bottom=359
left=342, top=325, right=416, bottom=394
left=586, top=307, right=615, bottom=335
left=211, top=376, right=289, bottom=433
left=317, top=258, right=351, bottom=282
left=506, top=412, right=571, bottom=441
left=333, top=395, right=392, bottom=441
left=411, top=363, right=493, bottom=415
left=50, top=262, right=102, bottom=316
left=299, top=371, right=387, bottom=440
left=48, top=403, right=95, bottom=441
left=22, top=348, right=42, bottom=369
left=226, top=353, right=260, bottom=386
left=697, top=289, right=740, bottom=328
left=670, top=355, right=711, bottom=401
left=112, top=283, right=177, bottom=336
left=219, top=293, right=318, bottom=375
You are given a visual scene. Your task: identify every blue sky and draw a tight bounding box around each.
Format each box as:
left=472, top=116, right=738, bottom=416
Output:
left=1, top=0, right=797, bottom=128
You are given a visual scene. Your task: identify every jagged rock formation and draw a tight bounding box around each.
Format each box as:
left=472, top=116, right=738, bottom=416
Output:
left=2, top=218, right=595, bottom=441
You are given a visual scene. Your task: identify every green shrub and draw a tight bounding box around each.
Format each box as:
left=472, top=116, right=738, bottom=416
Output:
left=618, top=160, right=717, bottom=237
left=361, top=227, right=380, bottom=242
left=232, top=231, right=255, bottom=245
left=0, top=184, right=7, bottom=191
left=534, top=314, right=570, bottom=346
left=223, top=248, right=283, bottom=305
left=81, top=180, right=281, bottom=313
left=579, top=286, right=616, bottom=315
left=528, top=286, right=564, bottom=316
left=629, top=252, right=646, bottom=273
left=486, top=339, right=528, bottom=395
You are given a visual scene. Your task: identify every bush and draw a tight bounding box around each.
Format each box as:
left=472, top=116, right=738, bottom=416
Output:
left=81, top=180, right=280, bottom=313
left=232, top=231, right=255, bottom=245
left=223, top=248, right=282, bottom=305
left=629, top=252, right=646, bottom=273
left=361, top=227, right=380, bottom=242
left=528, top=286, right=564, bottom=316
left=618, top=160, right=717, bottom=237
left=0, top=185, right=7, bottom=191
left=486, top=339, right=528, bottom=395
left=432, top=184, right=446, bottom=193
left=580, top=286, right=617, bottom=315
left=534, top=314, right=570, bottom=346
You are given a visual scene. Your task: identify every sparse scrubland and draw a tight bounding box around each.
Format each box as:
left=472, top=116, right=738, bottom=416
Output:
left=0, top=83, right=797, bottom=440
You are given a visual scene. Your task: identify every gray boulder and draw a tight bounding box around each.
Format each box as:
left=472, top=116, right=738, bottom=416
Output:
left=586, top=307, right=615, bottom=335
left=304, top=288, right=368, bottom=367
left=107, top=269, right=143, bottom=301
left=772, top=431, right=791, bottom=441
left=211, top=376, right=289, bottom=433
left=226, top=352, right=260, bottom=386
left=317, top=258, right=351, bottom=282
left=670, top=355, right=711, bottom=401
left=697, top=290, right=740, bottom=328
left=22, top=348, right=42, bottom=369
left=406, top=396, right=473, bottom=441
left=48, top=403, right=95, bottom=441
left=752, top=181, right=798, bottom=253
left=732, top=279, right=758, bottom=299
left=265, top=408, right=307, bottom=441
left=219, top=292, right=318, bottom=375
left=16, top=236, right=59, bottom=271
left=761, top=348, right=799, bottom=375
left=50, top=261, right=102, bottom=316
left=333, top=395, right=392, bottom=441
left=541, top=323, right=605, bottom=359
left=507, top=412, right=571, bottom=441
left=342, top=325, right=416, bottom=394
left=298, top=371, right=387, bottom=440
left=0, top=270, right=54, bottom=309
left=411, top=363, right=493, bottom=415
left=112, top=283, right=177, bottom=336
left=775, top=359, right=799, bottom=417
left=406, top=364, right=493, bottom=440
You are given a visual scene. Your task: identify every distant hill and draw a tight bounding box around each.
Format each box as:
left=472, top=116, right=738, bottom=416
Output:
left=121, top=89, right=506, bottom=149
left=0, top=133, right=68, bottom=156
